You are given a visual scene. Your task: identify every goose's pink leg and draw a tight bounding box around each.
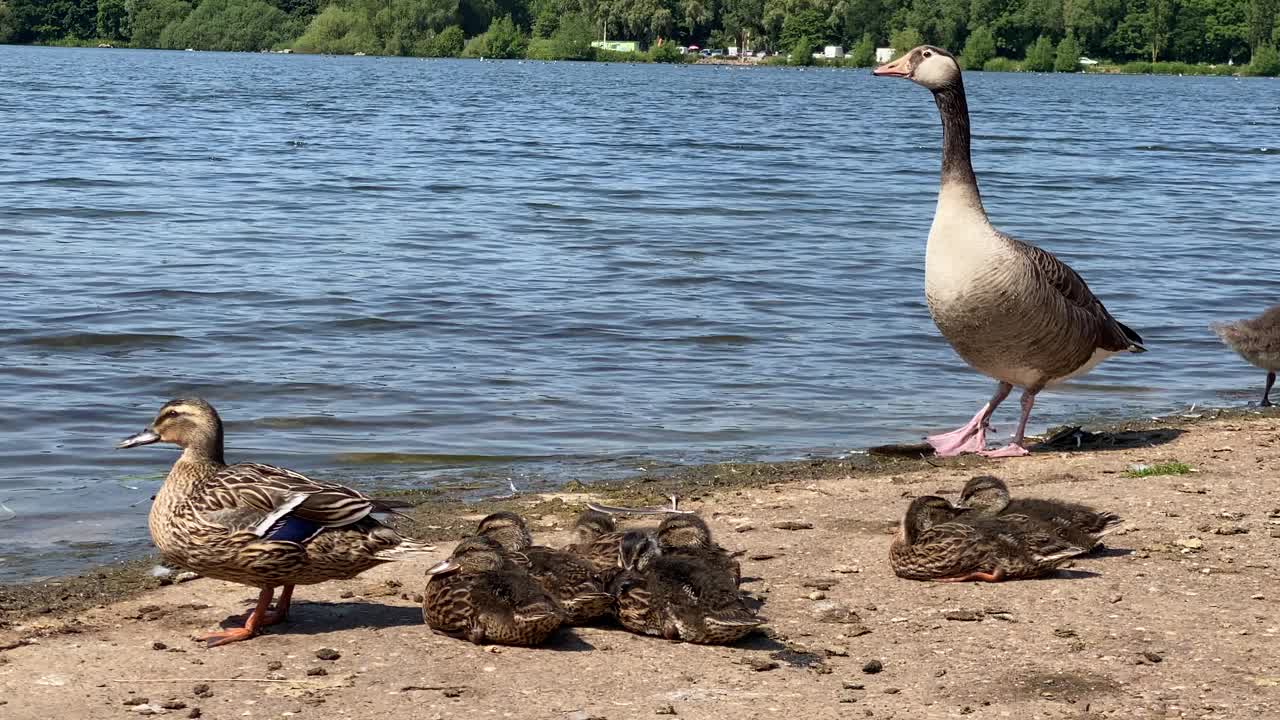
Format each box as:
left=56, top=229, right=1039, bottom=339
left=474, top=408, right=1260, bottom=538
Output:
left=928, top=382, right=1012, bottom=457
left=980, top=388, right=1038, bottom=458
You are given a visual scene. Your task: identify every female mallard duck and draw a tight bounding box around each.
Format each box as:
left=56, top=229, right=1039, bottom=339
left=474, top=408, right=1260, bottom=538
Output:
left=655, top=514, right=741, bottom=586
left=959, top=476, right=1122, bottom=552
left=422, top=536, right=563, bottom=645
left=1212, top=304, right=1280, bottom=407
left=611, top=548, right=762, bottom=645
left=476, top=512, right=613, bottom=624
left=890, top=496, right=1086, bottom=582
left=117, top=398, right=435, bottom=646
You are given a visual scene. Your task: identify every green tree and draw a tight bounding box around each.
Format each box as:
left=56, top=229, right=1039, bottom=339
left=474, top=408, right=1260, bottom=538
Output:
left=1054, top=31, right=1081, bottom=69
left=527, top=10, right=592, bottom=57
left=961, top=24, right=996, bottom=68
left=97, top=0, right=129, bottom=40
left=889, top=26, right=922, bottom=57
left=464, top=13, right=525, bottom=56
left=0, top=0, right=16, bottom=42
left=1247, top=40, right=1280, bottom=72
left=424, top=22, right=463, bottom=54
left=159, top=0, right=300, bottom=50
left=1249, top=0, right=1280, bottom=51
left=790, top=32, right=814, bottom=63
left=127, top=0, right=190, bottom=47
left=848, top=30, right=875, bottom=66
left=650, top=37, right=682, bottom=60
left=1024, top=33, right=1055, bottom=69
left=1148, top=0, right=1175, bottom=60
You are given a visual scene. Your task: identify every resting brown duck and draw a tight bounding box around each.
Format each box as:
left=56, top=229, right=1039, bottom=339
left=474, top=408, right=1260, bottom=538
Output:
left=422, top=536, right=563, bottom=646
left=959, top=476, right=1122, bottom=552
left=611, top=550, right=762, bottom=645
left=117, top=398, right=434, bottom=647
left=1212, top=304, right=1280, bottom=407
left=890, top=496, right=1086, bottom=582
left=476, top=512, right=613, bottom=624
left=655, top=514, right=742, bottom=586
left=564, top=508, right=631, bottom=577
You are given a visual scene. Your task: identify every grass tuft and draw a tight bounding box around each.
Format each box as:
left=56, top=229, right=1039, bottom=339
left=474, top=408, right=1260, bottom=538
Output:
left=1125, top=461, right=1192, bottom=478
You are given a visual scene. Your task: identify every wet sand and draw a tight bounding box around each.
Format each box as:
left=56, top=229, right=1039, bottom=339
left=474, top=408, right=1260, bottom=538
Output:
left=2, top=409, right=1278, bottom=719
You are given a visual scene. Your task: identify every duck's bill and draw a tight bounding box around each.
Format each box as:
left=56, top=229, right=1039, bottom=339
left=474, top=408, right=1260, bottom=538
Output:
left=117, top=429, right=161, bottom=449
left=425, top=559, right=459, bottom=576
left=872, top=56, right=911, bottom=77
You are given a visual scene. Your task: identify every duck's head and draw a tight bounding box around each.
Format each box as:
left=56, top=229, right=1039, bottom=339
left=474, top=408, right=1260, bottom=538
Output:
left=117, top=398, right=224, bottom=459
left=477, top=511, right=533, bottom=552
left=900, top=495, right=969, bottom=544
left=872, top=45, right=961, bottom=91
left=427, top=536, right=505, bottom=577
left=656, top=513, right=712, bottom=551
left=618, top=530, right=659, bottom=571
left=958, top=475, right=1011, bottom=514
left=573, top=509, right=616, bottom=545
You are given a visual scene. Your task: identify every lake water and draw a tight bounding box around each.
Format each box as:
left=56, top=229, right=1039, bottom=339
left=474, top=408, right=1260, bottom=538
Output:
left=1, top=46, right=1277, bottom=583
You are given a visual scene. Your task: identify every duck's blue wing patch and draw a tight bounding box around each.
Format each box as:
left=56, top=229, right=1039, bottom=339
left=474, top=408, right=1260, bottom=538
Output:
left=262, top=514, right=325, bottom=544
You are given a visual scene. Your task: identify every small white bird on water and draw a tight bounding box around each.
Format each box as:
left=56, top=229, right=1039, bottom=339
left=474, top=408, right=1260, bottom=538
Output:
left=873, top=46, right=1146, bottom=457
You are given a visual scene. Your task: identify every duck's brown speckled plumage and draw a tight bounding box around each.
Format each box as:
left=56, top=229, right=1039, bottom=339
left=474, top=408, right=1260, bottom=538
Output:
left=564, top=509, right=633, bottom=578
left=655, top=514, right=742, bottom=587
left=477, top=512, right=613, bottom=625
left=422, top=536, right=563, bottom=646
left=120, top=398, right=434, bottom=645
left=612, top=553, right=761, bottom=645
left=890, top=496, right=1086, bottom=582
left=1212, top=305, right=1280, bottom=406
left=959, top=476, right=1122, bottom=552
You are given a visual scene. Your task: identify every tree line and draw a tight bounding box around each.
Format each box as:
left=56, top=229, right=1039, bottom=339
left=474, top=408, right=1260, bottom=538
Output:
left=1, top=0, right=1278, bottom=72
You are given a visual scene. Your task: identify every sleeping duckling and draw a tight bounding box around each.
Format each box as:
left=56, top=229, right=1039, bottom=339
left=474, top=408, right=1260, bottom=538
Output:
left=611, top=551, right=762, bottom=645
left=476, top=512, right=613, bottom=624
left=959, top=476, right=1122, bottom=552
left=890, top=496, right=1086, bottom=582
left=117, top=398, right=434, bottom=646
left=565, top=509, right=631, bottom=577
left=655, top=514, right=741, bottom=586
left=423, top=536, right=563, bottom=646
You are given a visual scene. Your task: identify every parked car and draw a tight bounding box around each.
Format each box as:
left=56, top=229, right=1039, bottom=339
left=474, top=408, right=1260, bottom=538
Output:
left=709, top=49, right=724, bottom=57
left=699, top=49, right=712, bottom=57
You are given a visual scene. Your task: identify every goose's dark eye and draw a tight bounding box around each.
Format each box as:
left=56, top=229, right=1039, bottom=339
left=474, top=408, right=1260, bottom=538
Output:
left=923, top=50, right=932, bottom=58
left=160, top=410, right=180, bottom=422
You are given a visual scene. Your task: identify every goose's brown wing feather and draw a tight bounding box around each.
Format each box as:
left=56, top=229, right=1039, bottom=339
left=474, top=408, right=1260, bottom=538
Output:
left=1011, top=237, right=1143, bottom=352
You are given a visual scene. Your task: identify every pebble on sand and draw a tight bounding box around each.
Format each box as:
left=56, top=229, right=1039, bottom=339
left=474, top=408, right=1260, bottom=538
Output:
left=315, top=648, right=341, bottom=661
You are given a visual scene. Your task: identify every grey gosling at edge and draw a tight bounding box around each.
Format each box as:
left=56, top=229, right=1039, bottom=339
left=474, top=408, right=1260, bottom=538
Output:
left=1211, top=304, right=1280, bottom=407
left=890, top=496, right=1087, bottom=582
left=422, top=535, right=564, bottom=646
left=874, top=46, right=1145, bottom=458
left=117, top=398, right=435, bottom=646
left=476, top=512, right=614, bottom=624
left=958, top=475, right=1123, bottom=552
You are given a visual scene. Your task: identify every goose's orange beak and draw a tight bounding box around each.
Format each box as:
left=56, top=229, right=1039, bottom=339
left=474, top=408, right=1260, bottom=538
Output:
left=873, top=55, right=911, bottom=78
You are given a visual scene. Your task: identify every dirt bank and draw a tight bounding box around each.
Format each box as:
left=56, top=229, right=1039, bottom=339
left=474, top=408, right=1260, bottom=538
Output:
left=2, top=410, right=1278, bottom=719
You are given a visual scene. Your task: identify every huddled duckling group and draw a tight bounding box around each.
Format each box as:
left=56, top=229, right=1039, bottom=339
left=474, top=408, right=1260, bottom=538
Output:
left=422, top=509, right=761, bottom=646
left=890, top=476, right=1122, bottom=582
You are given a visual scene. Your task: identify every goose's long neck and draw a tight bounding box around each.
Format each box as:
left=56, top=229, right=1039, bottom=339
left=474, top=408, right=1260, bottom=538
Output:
left=932, top=81, right=982, bottom=207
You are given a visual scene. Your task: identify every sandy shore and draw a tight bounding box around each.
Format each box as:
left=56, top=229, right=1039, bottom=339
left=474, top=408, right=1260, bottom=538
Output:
left=2, top=410, right=1279, bottom=719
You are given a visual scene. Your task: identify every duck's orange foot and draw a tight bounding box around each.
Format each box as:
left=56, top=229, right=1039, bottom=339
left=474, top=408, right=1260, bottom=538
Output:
left=935, top=569, right=1005, bottom=583
left=196, top=627, right=257, bottom=647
